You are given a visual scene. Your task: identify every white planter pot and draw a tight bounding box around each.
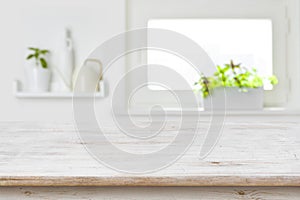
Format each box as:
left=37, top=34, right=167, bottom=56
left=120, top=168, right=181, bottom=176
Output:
left=203, top=87, right=264, bottom=111
left=26, top=66, right=52, bottom=92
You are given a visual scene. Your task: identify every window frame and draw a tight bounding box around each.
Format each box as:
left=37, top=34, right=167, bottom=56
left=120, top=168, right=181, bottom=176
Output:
left=126, top=0, right=300, bottom=112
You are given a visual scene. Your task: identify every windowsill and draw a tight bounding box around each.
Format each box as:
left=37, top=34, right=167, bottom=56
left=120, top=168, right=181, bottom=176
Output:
left=128, top=107, right=300, bottom=116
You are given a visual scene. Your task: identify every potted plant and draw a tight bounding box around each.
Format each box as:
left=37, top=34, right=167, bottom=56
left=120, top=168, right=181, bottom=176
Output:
left=195, top=60, right=278, bottom=110
left=26, top=47, right=51, bottom=92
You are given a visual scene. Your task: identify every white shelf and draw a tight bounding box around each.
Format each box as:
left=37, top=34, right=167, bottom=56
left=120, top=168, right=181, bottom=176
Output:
left=13, top=80, right=105, bottom=99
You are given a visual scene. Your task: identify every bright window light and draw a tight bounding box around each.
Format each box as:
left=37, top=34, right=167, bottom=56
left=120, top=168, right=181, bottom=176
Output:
left=147, top=19, right=273, bottom=90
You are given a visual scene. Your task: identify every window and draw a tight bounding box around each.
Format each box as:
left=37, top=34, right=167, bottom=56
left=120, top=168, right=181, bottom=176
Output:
left=147, top=19, right=274, bottom=90
left=127, top=0, right=299, bottom=111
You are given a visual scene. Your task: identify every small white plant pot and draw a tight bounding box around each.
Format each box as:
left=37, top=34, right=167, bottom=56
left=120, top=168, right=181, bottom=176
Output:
left=203, top=87, right=264, bottom=111
left=26, top=66, right=52, bottom=92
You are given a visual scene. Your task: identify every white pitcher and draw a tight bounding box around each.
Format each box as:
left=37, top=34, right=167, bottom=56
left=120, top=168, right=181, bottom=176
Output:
left=75, top=59, right=103, bottom=93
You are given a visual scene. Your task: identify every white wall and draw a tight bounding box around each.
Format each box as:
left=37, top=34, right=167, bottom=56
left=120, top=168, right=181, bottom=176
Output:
left=0, top=0, right=126, bottom=122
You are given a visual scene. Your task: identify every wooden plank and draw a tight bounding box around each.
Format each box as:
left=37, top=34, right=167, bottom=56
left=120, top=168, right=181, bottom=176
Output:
left=0, top=116, right=299, bottom=186
left=0, top=176, right=299, bottom=187
left=0, top=187, right=299, bottom=200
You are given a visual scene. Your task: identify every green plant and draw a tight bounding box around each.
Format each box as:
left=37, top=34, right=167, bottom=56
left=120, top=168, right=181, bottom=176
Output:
left=26, top=47, right=50, bottom=69
left=195, top=60, right=278, bottom=98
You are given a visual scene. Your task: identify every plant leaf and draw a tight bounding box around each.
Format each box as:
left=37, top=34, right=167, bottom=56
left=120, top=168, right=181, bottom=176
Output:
left=26, top=54, right=34, bottom=60
left=28, top=47, right=38, bottom=51
left=40, top=50, right=50, bottom=54
left=40, top=58, right=48, bottom=69
left=269, top=75, right=278, bottom=85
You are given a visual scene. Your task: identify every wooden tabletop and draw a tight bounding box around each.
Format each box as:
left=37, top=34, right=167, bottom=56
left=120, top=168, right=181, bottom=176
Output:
left=0, top=116, right=299, bottom=187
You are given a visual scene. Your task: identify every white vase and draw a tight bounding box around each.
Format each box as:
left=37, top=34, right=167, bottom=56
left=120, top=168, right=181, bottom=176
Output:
left=203, top=87, right=264, bottom=111
left=26, top=66, right=52, bottom=92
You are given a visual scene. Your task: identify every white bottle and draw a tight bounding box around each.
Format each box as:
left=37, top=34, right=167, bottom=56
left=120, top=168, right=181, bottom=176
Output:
left=61, top=28, right=74, bottom=91
left=52, top=28, right=74, bottom=92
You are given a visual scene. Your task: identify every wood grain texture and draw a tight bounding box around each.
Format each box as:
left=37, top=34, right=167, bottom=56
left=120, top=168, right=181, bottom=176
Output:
left=0, top=187, right=299, bottom=200
left=0, top=116, right=299, bottom=186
